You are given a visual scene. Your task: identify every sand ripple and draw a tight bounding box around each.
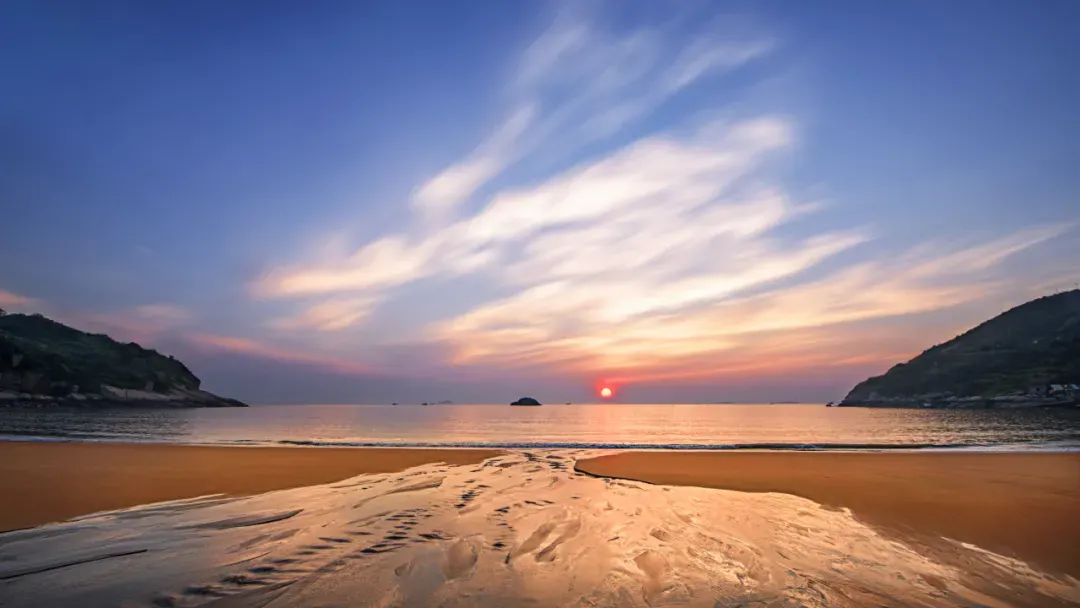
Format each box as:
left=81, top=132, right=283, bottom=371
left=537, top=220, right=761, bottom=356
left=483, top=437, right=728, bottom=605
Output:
left=0, top=450, right=1077, bottom=607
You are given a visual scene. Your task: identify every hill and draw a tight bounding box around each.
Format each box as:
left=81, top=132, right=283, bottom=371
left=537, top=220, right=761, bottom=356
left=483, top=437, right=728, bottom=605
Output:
left=0, top=312, right=246, bottom=407
left=841, top=290, right=1080, bottom=408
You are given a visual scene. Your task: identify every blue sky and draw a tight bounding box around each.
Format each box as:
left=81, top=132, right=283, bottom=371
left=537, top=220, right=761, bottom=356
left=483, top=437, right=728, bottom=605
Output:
left=2, top=0, right=1078, bottom=404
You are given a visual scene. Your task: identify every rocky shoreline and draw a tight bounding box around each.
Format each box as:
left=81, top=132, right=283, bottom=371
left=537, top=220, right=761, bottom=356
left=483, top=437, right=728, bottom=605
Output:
left=2, top=313, right=248, bottom=409
left=838, top=396, right=1078, bottom=409
left=0, top=387, right=247, bottom=408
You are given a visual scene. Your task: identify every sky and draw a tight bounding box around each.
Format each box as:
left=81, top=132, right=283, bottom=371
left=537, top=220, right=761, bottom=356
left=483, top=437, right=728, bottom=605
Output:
left=1, top=0, right=1078, bottom=404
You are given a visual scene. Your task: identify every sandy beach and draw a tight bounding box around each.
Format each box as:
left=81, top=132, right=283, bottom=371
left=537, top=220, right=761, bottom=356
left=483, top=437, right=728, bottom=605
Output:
left=1, top=444, right=1078, bottom=607
left=0, top=441, right=500, bottom=532
left=576, top=451, right=1080, bottom=578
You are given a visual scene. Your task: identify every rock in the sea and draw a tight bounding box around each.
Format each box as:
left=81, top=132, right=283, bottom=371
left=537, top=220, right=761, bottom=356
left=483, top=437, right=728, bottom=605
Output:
left=510, top=397, right=541, bottom=406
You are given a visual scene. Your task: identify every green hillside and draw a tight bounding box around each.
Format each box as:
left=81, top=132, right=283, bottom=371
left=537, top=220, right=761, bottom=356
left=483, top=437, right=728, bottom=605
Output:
left=0, top=312, right=244, bottom=406
left=842, top=290, right=1080, bottom=405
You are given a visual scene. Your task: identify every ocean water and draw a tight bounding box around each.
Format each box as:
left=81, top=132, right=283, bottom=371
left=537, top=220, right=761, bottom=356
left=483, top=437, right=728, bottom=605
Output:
left=1, top=403, right=1078, bottom=450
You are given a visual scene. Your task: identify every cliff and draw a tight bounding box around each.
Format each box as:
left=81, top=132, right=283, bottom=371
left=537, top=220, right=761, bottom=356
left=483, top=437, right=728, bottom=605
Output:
left=841, top=290, right=1080, bottom=408
left=0, top=313, right=246, bottom=408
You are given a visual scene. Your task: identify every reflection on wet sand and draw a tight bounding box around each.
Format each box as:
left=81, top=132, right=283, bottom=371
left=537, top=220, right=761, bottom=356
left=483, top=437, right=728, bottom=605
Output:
left=0, top=442, right=500, bottom=532
left=1, top=451, right=1077, bottom=607
left=575, top=450, right=1080, bottom=578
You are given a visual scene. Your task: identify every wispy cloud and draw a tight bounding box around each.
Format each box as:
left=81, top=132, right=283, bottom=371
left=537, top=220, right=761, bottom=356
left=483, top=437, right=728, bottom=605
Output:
left=257, top=115, right=803, bottom=300
left=254, top=6, right=785, bottom=317
left=187, top=333, right=371, bottom=374
left=435, top=226, right=1065, bottom=380
left=246, top=4, right=1073, bottom=387
left=409, top=4, right=772, bottom=216
left=412, top=104, right=536, bottom=215
left=0, top=288, right=34, bottom=309
left=269, top=297, right=375, bottom=332
left=132, top=304, right=193, bottom=327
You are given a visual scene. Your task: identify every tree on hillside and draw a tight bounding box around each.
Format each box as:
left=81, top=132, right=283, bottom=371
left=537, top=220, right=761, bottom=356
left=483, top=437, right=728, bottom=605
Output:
left=0, top=307, right=6, bottom=316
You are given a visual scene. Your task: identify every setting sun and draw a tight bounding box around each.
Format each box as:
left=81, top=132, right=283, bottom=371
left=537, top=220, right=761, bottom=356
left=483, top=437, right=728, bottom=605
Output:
left=600, top=387, right=613, bottom=398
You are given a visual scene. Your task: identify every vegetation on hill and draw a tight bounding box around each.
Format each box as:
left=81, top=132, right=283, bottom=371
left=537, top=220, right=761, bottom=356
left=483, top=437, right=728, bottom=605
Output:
left=0, top=312, right=243, bottom=406
left=842, top=290, right=1080, bottom=404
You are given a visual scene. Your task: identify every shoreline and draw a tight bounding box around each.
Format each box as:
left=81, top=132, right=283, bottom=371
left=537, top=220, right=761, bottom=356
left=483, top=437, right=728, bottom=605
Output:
left=3, top=442, right=1077, bottom=579
left=6, top=450, right=1077, bottom=607
left=576, top=451, right=1080, bottom=578
left=0, top=441, right=500, bottom=533
left=2, top=434, right=1078, bottom=452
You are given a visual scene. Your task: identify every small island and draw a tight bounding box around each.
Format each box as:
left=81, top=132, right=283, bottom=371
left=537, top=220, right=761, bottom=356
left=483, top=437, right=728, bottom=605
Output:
left=840, top=289, right=1080, bottom=409
left=510, top=397, right=541, bottom=406
left=0, top=312, right=247, bottom=408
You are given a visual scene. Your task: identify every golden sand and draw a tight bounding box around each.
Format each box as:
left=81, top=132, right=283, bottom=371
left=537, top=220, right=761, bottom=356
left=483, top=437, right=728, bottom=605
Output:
left=2, top=448, right=1078, bottom=606
left=576, top=451, right=1080, bottom=577
left=0, top=441, right=499, bottom=532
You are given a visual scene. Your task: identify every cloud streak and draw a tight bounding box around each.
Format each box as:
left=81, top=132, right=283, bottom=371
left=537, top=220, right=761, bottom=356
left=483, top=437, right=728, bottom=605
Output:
left=409, top=4, right=773, bottom=215
left=187, top=333, right=372, bottom=374
left=132, top=304, right=193, bottom=327
left=245, top=5, right=1073, bottom=389
left=0, top=289, right=34, bottom=309
left=269, top=297, right=376, bottom=332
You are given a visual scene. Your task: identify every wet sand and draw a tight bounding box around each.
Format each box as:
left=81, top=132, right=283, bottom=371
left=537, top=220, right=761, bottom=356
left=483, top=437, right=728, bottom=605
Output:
left=2, top=449, right=1078, bottom=607
left=576, top=451, right=1080, bottom=578
left=0, top=441, right=500, bottom=532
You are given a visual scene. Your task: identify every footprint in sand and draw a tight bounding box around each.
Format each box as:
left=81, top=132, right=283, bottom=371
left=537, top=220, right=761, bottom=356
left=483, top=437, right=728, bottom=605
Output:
left=508, top=522, right=557, bottom=562
left=183, top=584, right=228, bottom=598
left=441, top=539, right=478, bottom=580
left=221, top=573, right=271, bottom=586
left=649, top=528, right=672, bottom=542
left=534, top=518, right=582, bottom=562
left=634, top=549, right=670, bottom=604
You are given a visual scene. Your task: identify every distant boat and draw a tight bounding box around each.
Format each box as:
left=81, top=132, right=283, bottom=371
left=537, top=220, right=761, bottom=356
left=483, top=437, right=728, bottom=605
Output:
left=825, top=401, right=835, bottom=407
left=565, top=402, right=571, bottom=405
left=921, top=402, right=933, bottom=408
left=391, top=402, right=398, bottom=406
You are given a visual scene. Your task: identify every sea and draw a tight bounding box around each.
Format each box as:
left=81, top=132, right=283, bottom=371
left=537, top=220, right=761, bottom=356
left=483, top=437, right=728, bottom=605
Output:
left=1, top=403, right=1079, bottom=451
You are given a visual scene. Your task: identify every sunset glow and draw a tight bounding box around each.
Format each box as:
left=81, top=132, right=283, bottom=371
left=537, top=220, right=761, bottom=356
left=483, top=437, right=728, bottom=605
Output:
left=2, top=1, right=1076, bottom=406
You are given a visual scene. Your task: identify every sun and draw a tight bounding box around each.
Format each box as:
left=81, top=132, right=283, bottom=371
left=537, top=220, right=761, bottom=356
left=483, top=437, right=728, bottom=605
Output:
left=600, top=387, right=613, bottom=398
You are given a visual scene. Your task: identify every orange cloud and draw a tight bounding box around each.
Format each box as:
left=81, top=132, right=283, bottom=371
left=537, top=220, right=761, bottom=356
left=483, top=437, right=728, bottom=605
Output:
left=431, top=227, right=1065, bottom=383
left=187, top=333, right=371, bottom=374
left=268, top=297, right=375, bottom=332
left=0, top=289, right=34, bottom=308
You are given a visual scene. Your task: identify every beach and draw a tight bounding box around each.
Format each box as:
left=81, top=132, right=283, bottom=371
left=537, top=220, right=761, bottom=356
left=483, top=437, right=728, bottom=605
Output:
left=1, top=443, right=1078, bottom=607
left=576, top=451, right=1080, bottom=578
left=0, top=441, right=500, bottom=532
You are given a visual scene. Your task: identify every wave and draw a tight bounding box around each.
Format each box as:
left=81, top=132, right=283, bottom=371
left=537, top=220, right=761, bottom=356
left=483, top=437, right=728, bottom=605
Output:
left=271, top=439, right=1080, bottom=452
left=2, top=432, right=1077, bottom=452
left=0, top=431, right=160, bottom=443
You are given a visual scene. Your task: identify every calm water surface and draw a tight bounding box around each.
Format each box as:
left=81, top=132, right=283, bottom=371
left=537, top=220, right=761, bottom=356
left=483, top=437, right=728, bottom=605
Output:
left=1, top=404, right=1079, bottom=450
